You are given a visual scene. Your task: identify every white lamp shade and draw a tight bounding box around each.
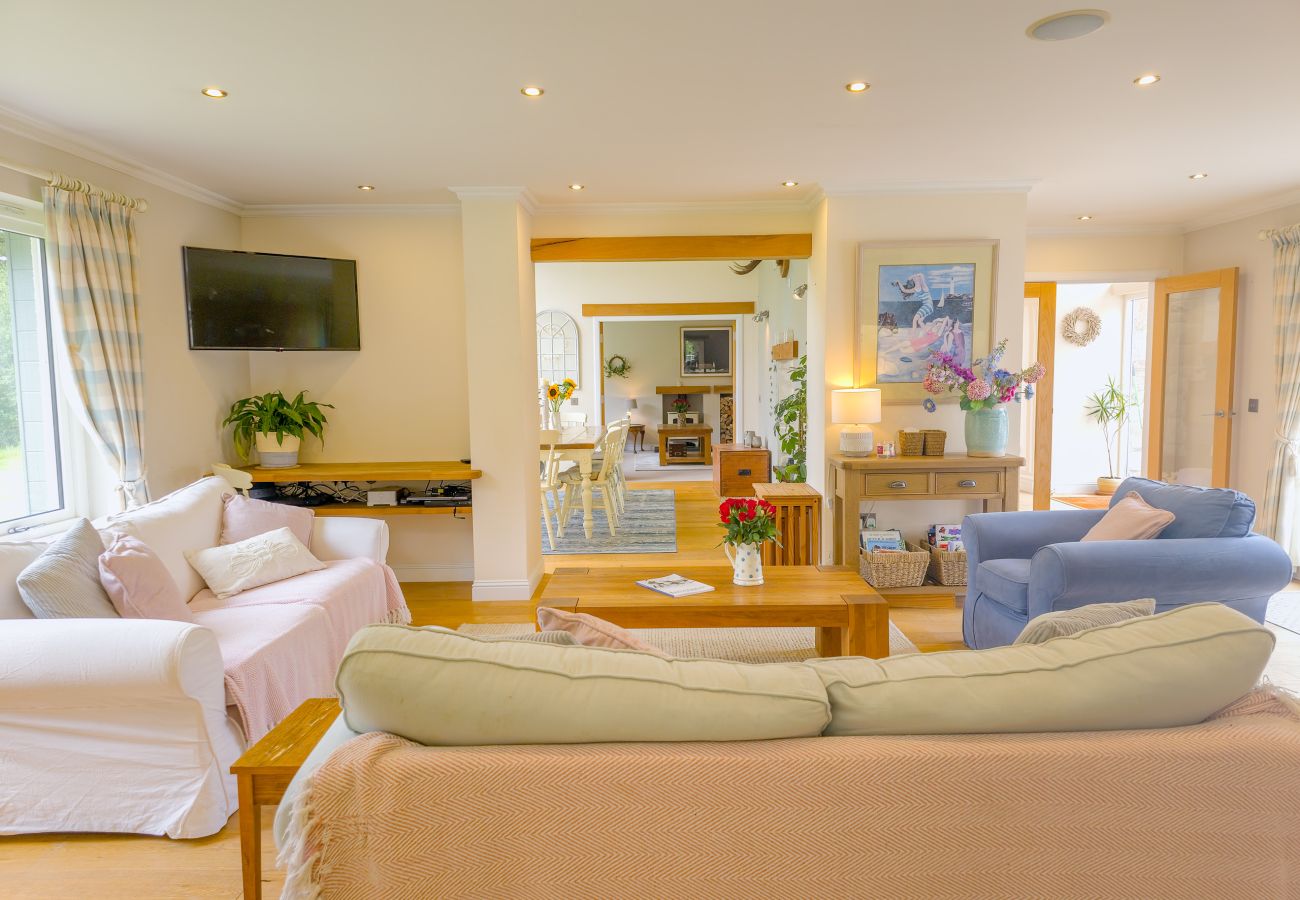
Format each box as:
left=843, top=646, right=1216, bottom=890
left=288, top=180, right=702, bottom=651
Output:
left=831, top=388, right=882, bottom=425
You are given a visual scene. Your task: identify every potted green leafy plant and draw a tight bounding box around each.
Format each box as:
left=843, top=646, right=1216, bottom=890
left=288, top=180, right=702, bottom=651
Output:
left=773, top=355, right=807, bottom=482
left=222, top=390, right=333, bottom=468
left=1083, top=375, right=1138, bottom=495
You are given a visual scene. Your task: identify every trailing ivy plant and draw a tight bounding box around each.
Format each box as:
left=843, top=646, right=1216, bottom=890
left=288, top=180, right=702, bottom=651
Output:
left=222, top=390, right=333, bottom=461
left=773, top=354, right=807, bottom=482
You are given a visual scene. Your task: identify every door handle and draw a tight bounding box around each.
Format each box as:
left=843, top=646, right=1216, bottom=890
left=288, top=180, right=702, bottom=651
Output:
left=888, top=480, right=908, bottom=489
left=1200, top=410, right=1230, bottom=417
left=957, top=479, right=977, bottom=488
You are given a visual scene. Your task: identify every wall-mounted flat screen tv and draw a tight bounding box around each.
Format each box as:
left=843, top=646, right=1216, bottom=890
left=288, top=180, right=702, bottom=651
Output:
left=183, top=247, right=360, bottom=350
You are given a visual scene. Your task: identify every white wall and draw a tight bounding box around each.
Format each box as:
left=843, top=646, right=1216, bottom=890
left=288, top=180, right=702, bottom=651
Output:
left=1183, top=201, right=1300, bottom=504
left=812, top=191, right=1029, bottom=546
left=1049, top=283, right=1128, bottom=493
left=0, top=127, right=246, bottom=517
left=1026, top=232, right=1183, bottom=279
left=534, top=260, right=757, bottom=425
left=238, top=212, right=473, bottom=580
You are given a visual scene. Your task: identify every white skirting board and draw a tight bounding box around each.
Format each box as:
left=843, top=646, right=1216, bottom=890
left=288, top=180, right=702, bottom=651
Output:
left=472, top=560, right=544, bottom=601
left=391, top=564, right=475, bottom=582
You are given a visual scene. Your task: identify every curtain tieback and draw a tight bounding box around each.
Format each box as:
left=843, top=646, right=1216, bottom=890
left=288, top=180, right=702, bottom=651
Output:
left=116, top=472, right=149, bottom=498
left=1277, top=431, right=1300, bottom=461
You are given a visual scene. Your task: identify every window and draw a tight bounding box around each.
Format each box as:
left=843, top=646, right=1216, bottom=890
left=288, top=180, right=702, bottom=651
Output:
left=0, top=226, right=68, bottom=532
left=1120, top=291, right=1149, bottom=478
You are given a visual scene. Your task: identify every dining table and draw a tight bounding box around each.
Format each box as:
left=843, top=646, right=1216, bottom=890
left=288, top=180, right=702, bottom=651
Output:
left=540, top=425, right=604, bottom=540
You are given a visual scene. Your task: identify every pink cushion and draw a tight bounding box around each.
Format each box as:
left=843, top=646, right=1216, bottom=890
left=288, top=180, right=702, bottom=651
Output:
left=98, top=535, right=195, bottom=622
left=536, top=606, right=670, bottom=657
left=1082, top=491, right=1176, bottom=542
left=220, top=492, right=314, bottom=546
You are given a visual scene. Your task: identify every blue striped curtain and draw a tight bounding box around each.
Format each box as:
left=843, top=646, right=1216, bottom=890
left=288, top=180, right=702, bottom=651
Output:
left=43, top=176, right=149, bottom=508
left=1261, top=223, right=1300, bottom=568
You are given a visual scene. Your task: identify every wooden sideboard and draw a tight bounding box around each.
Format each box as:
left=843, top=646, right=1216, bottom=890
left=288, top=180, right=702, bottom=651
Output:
left=712, top=443, right=771, bottom=497
left=828, top=452, right=1024, bottom=601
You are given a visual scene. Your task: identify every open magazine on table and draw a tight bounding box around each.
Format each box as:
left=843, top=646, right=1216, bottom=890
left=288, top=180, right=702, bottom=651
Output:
left=636, top=574, right=716, bottom=597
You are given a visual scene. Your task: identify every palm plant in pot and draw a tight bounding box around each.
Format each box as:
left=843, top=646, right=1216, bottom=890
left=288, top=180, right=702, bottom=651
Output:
left=1083, top=375, right=1138, bottom=495
left=223, top=391, right=332, bottom=469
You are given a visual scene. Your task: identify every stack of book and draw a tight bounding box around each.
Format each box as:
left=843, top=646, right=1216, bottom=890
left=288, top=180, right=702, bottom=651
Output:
left=927, top=524, right=964, bottom=552
left=861, top=529, right=906, bottom=553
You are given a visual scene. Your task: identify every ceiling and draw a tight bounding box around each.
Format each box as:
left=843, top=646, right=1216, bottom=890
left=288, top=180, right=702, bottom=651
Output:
left=2, top=0, right=1297, bottom=228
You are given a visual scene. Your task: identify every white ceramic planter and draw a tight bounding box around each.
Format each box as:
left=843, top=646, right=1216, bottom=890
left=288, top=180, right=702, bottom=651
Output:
left=255, top=432, right=301, bottom=468
left=724, top=541, right=764, bottom=586
left=1097, top=476, right=1122, bottom=495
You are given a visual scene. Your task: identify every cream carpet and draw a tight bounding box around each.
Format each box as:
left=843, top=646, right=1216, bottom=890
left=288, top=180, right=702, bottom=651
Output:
left=458, top=622, right=919, bottom=661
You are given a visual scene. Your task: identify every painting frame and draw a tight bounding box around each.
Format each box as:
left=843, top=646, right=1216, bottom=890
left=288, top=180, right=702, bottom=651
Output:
left=679, top=325, right=733, bottom=378
left=855, top=240, right=997, bottom=404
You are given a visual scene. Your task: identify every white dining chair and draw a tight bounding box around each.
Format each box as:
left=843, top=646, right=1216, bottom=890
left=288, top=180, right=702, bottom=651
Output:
left=540, top=443, right=566, bottom=550
left=559, top=423, right=622, bottom=536
left=559, top=410, right=588, bottom=428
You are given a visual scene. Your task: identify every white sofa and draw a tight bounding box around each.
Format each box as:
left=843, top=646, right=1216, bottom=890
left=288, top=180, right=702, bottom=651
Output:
left=0, top=476, right=407, bottom=839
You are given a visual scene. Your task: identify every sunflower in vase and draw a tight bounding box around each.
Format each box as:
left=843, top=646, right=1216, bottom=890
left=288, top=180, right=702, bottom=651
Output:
left=545, top=378, right=578, bottom=425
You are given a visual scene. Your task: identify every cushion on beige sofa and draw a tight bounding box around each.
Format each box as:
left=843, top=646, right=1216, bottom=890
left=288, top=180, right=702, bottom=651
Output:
left=1014, top=598, right=1156, bottom=644
left=808, top=603, right=1273, bottom=735
left=336, top=624, right=831, bottom=745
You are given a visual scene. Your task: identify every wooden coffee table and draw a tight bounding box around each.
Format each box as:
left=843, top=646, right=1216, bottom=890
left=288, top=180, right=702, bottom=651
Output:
left=540, top=565, right=889, bottom=657
left=231, top=697, right=341, bottom=900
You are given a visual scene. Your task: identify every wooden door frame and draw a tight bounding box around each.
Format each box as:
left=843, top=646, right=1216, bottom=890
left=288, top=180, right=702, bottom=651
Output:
left=1024, top=282, right=1057, bottom=510
left=1147, top=268, right=1238, bottom=487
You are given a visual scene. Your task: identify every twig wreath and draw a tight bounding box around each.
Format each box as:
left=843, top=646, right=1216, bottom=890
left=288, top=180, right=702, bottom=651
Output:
left=603, top=354, right=631, bottom=378
left=1061, top=306, right=1102, bottom=347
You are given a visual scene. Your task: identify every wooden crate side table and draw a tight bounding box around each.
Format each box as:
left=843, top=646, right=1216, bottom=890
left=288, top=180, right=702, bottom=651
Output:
left=712, top=442, right=771, bottom=497
left=231, top=697, right=341, bottom=900
left=658, top=424, right=713, bottom=465
left=754, top=482, right=822, bottom=566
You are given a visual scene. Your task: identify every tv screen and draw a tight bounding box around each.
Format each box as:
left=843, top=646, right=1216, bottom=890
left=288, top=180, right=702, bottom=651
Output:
left=183, top=247, right=360, bottom=350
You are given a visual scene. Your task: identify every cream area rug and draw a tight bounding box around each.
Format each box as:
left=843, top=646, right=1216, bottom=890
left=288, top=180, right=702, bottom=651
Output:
left=457, top=622, right=919, bottom=662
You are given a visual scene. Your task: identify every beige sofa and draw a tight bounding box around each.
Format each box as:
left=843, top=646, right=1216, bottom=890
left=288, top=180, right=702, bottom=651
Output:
left=275, top=608, right=1300, bottom=898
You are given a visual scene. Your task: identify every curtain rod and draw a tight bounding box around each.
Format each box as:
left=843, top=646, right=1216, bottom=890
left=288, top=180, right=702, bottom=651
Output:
left=0, top=156, right=149, bottom=212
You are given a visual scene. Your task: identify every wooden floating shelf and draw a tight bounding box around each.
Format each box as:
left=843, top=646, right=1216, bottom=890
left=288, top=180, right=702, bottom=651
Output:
left=655, top=384, right=732, bottom=394
left=312, top=504, right=471, bottom=517
left=771, top=340, right=799, bottom=361
left=238, top=460, right=481, bottom=483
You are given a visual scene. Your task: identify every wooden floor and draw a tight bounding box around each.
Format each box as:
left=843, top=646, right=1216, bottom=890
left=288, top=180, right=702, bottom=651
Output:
left=0, top=479, right=962, bottom=898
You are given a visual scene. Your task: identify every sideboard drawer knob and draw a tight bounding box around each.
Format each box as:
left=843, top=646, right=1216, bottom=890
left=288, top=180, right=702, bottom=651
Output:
left=957, top=479, right=977, bottom=488
left=888, top=480, right=908, bottom=489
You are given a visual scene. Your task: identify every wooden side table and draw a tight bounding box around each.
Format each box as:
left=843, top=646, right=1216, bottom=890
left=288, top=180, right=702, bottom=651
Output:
left=712, top=443, right=772, bottom=497
left=627, top=423, right=646, bottom=453
left=231, top=697, right=341, bottom=900
left=658, top=424, right=713, bottom=465
left=754, top=482, right=822, bottom=566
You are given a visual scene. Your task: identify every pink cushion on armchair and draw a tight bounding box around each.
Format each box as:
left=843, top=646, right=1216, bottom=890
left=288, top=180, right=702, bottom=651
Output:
left=98, top=535, right=196, bottom=622
left=1081, top=491, right=1176, bottom=542
left=536, top=607, right=670, bottom=657
left=220, top=492, right=314, bottom=546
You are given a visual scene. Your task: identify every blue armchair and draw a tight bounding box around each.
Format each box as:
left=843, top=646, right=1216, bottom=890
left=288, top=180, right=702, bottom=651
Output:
left=962, top=477, right=1294, bottom=649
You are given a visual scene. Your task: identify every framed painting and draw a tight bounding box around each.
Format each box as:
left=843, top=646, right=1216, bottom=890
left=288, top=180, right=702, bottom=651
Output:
left=856, top=240, right=996, bottom=403
left=680, top=326, right=732, bottom=377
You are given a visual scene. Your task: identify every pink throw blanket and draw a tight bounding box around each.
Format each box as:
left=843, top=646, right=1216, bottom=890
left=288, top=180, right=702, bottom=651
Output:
left=192, top=560, right=410, bottom=743
left=279, top=688, right=1300, bottom=899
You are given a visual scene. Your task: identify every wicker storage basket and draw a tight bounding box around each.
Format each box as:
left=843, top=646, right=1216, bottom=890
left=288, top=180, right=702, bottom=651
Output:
left=897, top=430, right=925, bottom=456
left=921, top=429, right=947, bottom=456
left=859, top=542, right=930, bottom=589
left=926, top=543, right=968, bottom=586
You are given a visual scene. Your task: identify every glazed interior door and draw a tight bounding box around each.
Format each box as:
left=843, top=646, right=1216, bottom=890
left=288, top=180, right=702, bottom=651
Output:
left=1148, top=268, right=1238, bottom=487
left=1023, top=282, right=1056, bottom=509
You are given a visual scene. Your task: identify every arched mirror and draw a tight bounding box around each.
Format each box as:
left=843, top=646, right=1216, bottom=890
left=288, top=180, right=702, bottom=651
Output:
left=536, top=309, right=580, bottom=385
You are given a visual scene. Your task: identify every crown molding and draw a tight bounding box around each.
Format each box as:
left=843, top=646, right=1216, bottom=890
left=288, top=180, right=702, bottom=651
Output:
left=240, top=202, right=460, bottom=218
left=821, top=179, right=1038, bottom=197
left=0, top=103, right=242, bottom=215
left=530, top=196, right=820, bottom=217
left=1181, top=185, right=1300, bottom=233
left=448, top=186, right=538, bottom=215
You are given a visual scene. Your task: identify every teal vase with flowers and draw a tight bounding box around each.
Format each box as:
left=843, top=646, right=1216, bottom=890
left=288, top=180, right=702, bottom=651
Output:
left=921, top=339, right=1045, bottom=458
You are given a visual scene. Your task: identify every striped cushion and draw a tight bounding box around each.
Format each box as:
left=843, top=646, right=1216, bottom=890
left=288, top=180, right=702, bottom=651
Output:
left=479, top=630, right=578, bottom=646
left=1014, top=598, right=1155, bottom=644
left=16, top=519, right=118, bottom=619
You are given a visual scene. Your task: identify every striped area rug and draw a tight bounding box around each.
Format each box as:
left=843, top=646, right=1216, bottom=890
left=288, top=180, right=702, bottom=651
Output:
left=458, top=622, right=919, bottom=661
left=542, top=488, right=676, bottom=555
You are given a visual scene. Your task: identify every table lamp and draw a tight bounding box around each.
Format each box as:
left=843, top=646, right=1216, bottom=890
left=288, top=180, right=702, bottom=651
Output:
left=831, top=388, right=881, bottom=457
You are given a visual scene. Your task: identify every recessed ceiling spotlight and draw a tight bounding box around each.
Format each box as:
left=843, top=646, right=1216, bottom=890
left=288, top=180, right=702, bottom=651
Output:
left=1026, top=9, right=1110, bottom=41
left=845, top=81, right=870, bottom=93
left=356, top=184, right=375, bottom=191
left=520, top=86, right=544, bottom=97
left=1077, top=215, right=1093, bottom=221
left=1133, top=73, right=1161, bottom=86
left=200, top=87, right=228, bottom=99
left=1189, top=172, right=1209, bottom=180
left=568, top=183, right=585, bottom=191
left=781, top=181, right=799, bottom=188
